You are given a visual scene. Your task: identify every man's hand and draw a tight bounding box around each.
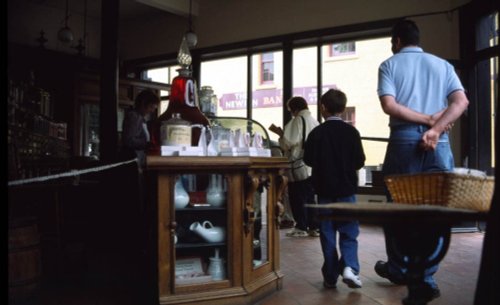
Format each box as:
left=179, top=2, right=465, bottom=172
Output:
left=420, top=129, right=440, bottom=151
left=443, top=122, right=454, bottom=133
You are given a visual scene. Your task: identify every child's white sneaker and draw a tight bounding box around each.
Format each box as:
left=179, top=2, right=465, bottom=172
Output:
left=342, top=266, right=362, bottom=288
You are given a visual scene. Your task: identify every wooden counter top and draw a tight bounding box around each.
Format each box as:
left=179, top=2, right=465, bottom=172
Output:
left=146, top=156, right=290, bottom=171
left=306, top=201, right=488, bottom=225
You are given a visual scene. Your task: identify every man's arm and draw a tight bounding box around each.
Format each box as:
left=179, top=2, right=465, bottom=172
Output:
left=379, top=95, right=433, bottom=125
left=421, top=90, right=469, bottom=150
left=380, top=95, right=454, bottom=130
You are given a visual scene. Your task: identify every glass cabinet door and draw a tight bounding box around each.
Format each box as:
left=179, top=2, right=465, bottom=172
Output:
left=80, top=102, right=127, bottom=159
left=252, top=183, right=269, bottom=268
left=173, top=173, right=228, bottom=285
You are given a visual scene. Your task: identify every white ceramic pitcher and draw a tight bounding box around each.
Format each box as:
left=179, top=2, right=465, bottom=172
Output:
left=207, top=248, right=226, bottom=280
left=189, top=220, right=226, bottom=243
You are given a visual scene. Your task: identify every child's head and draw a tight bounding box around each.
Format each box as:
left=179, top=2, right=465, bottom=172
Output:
left=320, top=89, right=347, bottom=117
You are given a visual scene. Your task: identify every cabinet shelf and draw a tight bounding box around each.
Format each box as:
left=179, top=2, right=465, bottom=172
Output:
left=175, top=277, right=228, bottom=286
left=176, top=206, right=226, bottom=212
left=176, top=242, right=226, bottom=249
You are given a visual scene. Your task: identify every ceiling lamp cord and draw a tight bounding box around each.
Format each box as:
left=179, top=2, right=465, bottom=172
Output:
left=188, top=0, right=193, bottom=32
left=185, top=0, right=197, bottom=48
left=73, top=0, right=88, bottom=55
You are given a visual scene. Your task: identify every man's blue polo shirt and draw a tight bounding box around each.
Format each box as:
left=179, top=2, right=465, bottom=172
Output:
left=377, top=46, right=464, bottom=127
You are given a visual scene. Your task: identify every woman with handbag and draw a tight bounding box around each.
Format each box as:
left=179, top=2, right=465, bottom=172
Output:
left=270, top=96, right=320, bottom=237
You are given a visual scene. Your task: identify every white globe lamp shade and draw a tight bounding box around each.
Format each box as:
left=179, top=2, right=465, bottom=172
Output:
left=58, top=26, right=74, bottom=43
left=185, top=31, right=198, bottom=48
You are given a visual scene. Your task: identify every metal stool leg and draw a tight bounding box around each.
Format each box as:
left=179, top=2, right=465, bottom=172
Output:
left=385, top=224, right=451, bottom=305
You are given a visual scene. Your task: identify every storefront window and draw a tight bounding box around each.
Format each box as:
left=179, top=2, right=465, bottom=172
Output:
left=489, top=56, right=497, bottom=168
left=475, top=11, right=499, bottom=51
left=200, top=56, right=248, bottom=118
left=292, top=46, right=319, bottom=128
left=471, top=10, right=498, bottom=172
left=251, top=51, right=283, bottom=139
left=145, top=66, right=178, bottom=115
left=321, top=37, right=392, bottom=167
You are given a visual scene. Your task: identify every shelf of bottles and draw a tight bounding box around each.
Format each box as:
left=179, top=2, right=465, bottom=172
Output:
left=173, top=173, right=228, bottom=285
left=8, top=76, right=70, bottom=181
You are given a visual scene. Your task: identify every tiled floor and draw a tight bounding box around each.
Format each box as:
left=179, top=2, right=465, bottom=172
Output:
left=32, top=224, right=484, bottom=305
left=257, top=224, right=485, bottom=305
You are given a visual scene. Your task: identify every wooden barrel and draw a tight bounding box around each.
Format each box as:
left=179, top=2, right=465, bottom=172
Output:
left=8, top=217, right=41, bottom=304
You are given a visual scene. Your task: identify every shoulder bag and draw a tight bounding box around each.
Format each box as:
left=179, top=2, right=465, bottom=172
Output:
left=290, top=116, right=309, bottom=181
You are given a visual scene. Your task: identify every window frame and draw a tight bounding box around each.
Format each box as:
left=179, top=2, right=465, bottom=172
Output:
left=460, top=4, right=498, bottom=174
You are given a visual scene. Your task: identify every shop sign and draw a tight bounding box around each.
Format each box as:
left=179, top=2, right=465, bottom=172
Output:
left=219, top=85, right=336, bottom=110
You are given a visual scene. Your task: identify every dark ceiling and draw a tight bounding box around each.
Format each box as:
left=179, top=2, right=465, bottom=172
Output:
left=20, top=0, right=180, bottom=21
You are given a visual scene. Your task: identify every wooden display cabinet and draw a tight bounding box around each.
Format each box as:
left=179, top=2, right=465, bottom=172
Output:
left=147, top=156, right=289, bottom=305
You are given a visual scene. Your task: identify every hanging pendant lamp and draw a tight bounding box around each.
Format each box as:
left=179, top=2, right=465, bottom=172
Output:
left=58, top=0, right=74, bottom=43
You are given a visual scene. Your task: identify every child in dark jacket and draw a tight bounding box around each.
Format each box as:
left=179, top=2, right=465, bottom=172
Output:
left=304, top=88, right=366, bottom=289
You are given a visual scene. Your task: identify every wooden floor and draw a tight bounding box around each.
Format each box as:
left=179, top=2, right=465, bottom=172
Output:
left=28, top=224, right=484, bottom=305
left=257, top=225, right=484, bottom=305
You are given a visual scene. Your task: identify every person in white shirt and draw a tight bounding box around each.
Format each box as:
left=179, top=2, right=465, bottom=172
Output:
left=271, top=96, right=320, bottom=237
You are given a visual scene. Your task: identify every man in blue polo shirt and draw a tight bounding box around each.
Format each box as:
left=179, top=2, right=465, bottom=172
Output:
left=375, top=19, right=469, bottom=303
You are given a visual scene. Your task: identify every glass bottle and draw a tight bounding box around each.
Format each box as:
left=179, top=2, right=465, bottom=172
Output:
left=210, top=93, right=218, bottom=117
left=24, top=70, right=42, bottom=115
left=151, top=68, right=210, bottom=152
left=199, top=86, right=214, bottom=117
left=161, top=113, right=191, bottom=146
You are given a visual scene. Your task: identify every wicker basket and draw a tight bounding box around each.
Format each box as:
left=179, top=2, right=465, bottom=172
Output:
left=384, top=172, right=495, bottom=212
